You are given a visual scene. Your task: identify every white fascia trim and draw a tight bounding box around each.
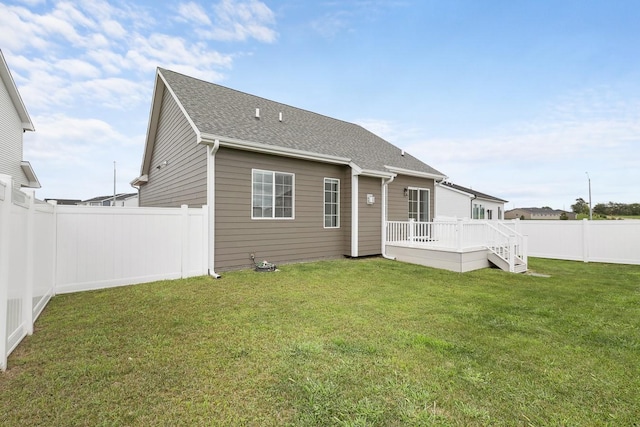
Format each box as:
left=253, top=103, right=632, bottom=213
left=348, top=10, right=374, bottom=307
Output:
left=200, top=133, right=352, bottom=165
left=384, top=165, right=447, bottom=181
left=359, top=169, right=395, bottom=179
left=20, top=161, right=40, bottom=188
left=130, top=174, right=148, bottom=186
left=157, top=70, right=201, bottom=143
left=0, top=51, right=34, bottom=131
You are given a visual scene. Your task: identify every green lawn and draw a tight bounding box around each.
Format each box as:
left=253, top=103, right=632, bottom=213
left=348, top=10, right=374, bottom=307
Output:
left=2, top=258, right=639, bottom=426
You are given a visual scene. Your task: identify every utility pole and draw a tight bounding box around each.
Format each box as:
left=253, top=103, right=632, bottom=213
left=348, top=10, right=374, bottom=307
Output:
left=585, top=172, right=592, bottom=220
left=113, top=161, right=117, bottom=207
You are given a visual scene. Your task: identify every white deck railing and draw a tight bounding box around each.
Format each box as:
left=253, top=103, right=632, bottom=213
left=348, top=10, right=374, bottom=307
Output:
left=386, top=219, right=528, bottom=271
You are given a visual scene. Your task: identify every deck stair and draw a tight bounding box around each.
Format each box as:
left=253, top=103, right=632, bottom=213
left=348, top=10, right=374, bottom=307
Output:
left=485, top=222, right=528, bottom=273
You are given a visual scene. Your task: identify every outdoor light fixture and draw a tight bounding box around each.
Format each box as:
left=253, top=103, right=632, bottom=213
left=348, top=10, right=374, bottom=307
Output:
left=404, top=187, right=408, bottom=197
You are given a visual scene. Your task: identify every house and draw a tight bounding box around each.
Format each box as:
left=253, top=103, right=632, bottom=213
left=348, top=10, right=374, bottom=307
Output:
left=132, top=68, right=447, bottom=274
left=435, top=181, right=507, bottom=220
left=0, top=50, right=39, bottom=189
left=44, top=198, right=82, bottom=206
left=77, top=193, right=139, bottom=207
left=505, top=207, right=577, bottom=220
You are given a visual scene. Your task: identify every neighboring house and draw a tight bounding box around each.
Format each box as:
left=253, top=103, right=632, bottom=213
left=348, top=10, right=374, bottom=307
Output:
left=44, top=198, right=82, bottom=206
left=435, top=181, right=507, bottom=220
left=0, top=50, right=39, bottom=189
left=132, top=68, right=447, bottom=273
left=78, top=193, right=138, bottom=207
left=505, top=207, right=577, bottom=220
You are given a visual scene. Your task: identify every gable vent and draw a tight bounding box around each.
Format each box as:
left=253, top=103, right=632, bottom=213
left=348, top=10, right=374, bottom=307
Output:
left=255, top=108, right=260, bottom=119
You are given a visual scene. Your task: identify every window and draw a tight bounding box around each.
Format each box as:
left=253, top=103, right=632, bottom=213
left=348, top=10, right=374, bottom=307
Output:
left=498, top=206, right=502, bottom=220
left=487, top=209, right=493, bottom=220
left=473, top=203, right=485, bottom=219
left=324, top=178, right=340, bottom=228
left=252, top=169, right=294, bottom=219
left=408, top=188, right=430, bottom=221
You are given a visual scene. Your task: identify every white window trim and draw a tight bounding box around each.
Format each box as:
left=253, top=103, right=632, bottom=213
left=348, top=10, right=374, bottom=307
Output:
left=408, top=186, right=431, bottom=222
left=251, top=168, right=295, bottom=220
left=323, top=177, right=340, bottom=229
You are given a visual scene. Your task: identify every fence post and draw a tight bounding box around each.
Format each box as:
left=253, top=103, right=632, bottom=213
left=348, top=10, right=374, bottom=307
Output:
left=23, top=189, right=35, bottom=335
left=180, top=204, right=189, bottom=278
left=457, top=219, right=464, bottom=250
left=0, top=175, right=13, bottom=370
left=582, top=219, right=590, bottom=263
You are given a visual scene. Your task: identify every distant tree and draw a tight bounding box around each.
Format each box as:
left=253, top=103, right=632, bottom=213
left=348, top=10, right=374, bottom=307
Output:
left=571, top=198, right=590, bottom=215
left=541, top=206, right=552, bottom=210
left=520, top=215, right=525, bottom=220
left=560, top=212, right=568, bottom=220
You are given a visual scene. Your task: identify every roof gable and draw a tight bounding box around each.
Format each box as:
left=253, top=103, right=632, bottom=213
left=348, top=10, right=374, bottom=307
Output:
left=153, top=68, right=445, bottom=178
left=0, top=50, right=34, bottom=132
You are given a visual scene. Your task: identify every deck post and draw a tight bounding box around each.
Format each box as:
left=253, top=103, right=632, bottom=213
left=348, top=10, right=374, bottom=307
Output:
left=409, top=218, right=415, bottom=242
left=508, top=235, right=515, bottom=273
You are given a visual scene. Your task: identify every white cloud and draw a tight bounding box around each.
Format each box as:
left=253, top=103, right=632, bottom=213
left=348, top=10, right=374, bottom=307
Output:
left=198, top=0, right=278, bottom=42
left=54, top=58, right=102, bottom=79
left=177, top=1, right=212, bottom=26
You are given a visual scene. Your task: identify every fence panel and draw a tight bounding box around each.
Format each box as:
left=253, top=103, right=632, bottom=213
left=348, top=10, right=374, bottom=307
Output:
left=54, top=205, right=207, bottom=294
left=516, top=219, right=640, bottom=265
left=32, top=203, right=56, bottom=320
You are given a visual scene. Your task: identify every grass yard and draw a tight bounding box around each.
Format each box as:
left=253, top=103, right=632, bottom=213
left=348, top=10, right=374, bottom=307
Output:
left=1, top=258, right=639, bottom=426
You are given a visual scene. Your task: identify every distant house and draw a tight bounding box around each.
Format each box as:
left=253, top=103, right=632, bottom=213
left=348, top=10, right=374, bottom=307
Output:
left=132, top=68, right=448, bottom=273
left=435, top=181, right=507, bottom=220
left=44, top=198, right=82, bottom=206
left=78, top=193, right=138, bottom=207
left=0, top=50, right=39, bottom=189
left=505, top=207, right=577, bottom=220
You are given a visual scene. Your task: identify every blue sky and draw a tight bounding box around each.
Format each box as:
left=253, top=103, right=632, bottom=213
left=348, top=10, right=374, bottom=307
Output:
left=2, top=0, right=639, bottom=209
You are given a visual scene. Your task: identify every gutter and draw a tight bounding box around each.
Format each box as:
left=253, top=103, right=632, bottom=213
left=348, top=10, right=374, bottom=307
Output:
left=381, top=174, right=396, bottom=260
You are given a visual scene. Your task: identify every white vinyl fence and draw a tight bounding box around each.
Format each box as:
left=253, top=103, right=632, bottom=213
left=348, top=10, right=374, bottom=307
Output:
left=0, top=175, right=208, bottom=370
left=513, top=219, right=640, bottom=265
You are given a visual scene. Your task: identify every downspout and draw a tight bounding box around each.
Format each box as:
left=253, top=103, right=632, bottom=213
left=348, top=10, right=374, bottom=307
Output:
left=381, top=175, right=396, bottom=260
left=351, top=166, right=359, bottom=257
left=207, top=140, right=221, bottom=278
left=470, top=194, right=477, bottom=220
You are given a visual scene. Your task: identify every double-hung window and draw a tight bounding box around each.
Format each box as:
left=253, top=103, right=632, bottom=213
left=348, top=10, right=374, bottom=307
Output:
left=324, top=178, right=340, bottom=228
left=252, top=169, right=294, bottom=219
left=408, top=188, right=430, bottom=222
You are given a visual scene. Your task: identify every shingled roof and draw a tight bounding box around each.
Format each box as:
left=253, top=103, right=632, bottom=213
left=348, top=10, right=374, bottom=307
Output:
left=158, top=68, right=445, bottom=178
left=439, top=181, right=508, bottom=203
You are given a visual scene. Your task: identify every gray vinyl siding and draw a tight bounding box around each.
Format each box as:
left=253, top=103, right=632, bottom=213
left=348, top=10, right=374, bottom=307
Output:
left=139, top=89, right=207, bottom=207
left=387, top=175, right=436, bottom=222
left=358, top=176, right=382, bottom=256
left=215, top=148, right=351, bottom=270
left=0, top=77, right=27, bottom=186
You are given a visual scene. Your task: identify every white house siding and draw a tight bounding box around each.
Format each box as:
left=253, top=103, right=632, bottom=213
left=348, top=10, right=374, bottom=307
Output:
left=481, top=199, right=504, bottom=220
left=435, top=185, right=471, bottom=219
left=0, top=77, right=27, bottom=187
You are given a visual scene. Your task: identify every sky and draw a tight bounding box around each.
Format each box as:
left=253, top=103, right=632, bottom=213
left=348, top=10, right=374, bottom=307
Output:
left=1, top=0, right=639, bottom=210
